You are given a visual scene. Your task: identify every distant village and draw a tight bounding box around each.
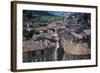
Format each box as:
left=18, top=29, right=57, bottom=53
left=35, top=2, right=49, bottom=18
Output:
left=23, top=12, right=91, bottom=62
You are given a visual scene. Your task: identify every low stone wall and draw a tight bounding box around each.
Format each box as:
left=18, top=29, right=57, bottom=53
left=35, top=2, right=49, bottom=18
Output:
left=63, top=53, right=91, bottom=60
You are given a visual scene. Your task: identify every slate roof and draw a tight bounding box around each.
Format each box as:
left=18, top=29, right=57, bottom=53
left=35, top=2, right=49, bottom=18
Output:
left=23, top=39, right=56, bottom=52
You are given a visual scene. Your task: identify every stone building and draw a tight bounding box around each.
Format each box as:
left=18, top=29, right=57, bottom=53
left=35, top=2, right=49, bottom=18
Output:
left=23, top=39, right=56, bottom=62
left=61, top=30, right=91, bottom=60
left=23, top=20, right=33, bottom=29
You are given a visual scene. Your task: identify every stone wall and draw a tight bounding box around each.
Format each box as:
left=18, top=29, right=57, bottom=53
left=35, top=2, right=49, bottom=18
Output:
left=23, top=47, right=55, bottom=62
